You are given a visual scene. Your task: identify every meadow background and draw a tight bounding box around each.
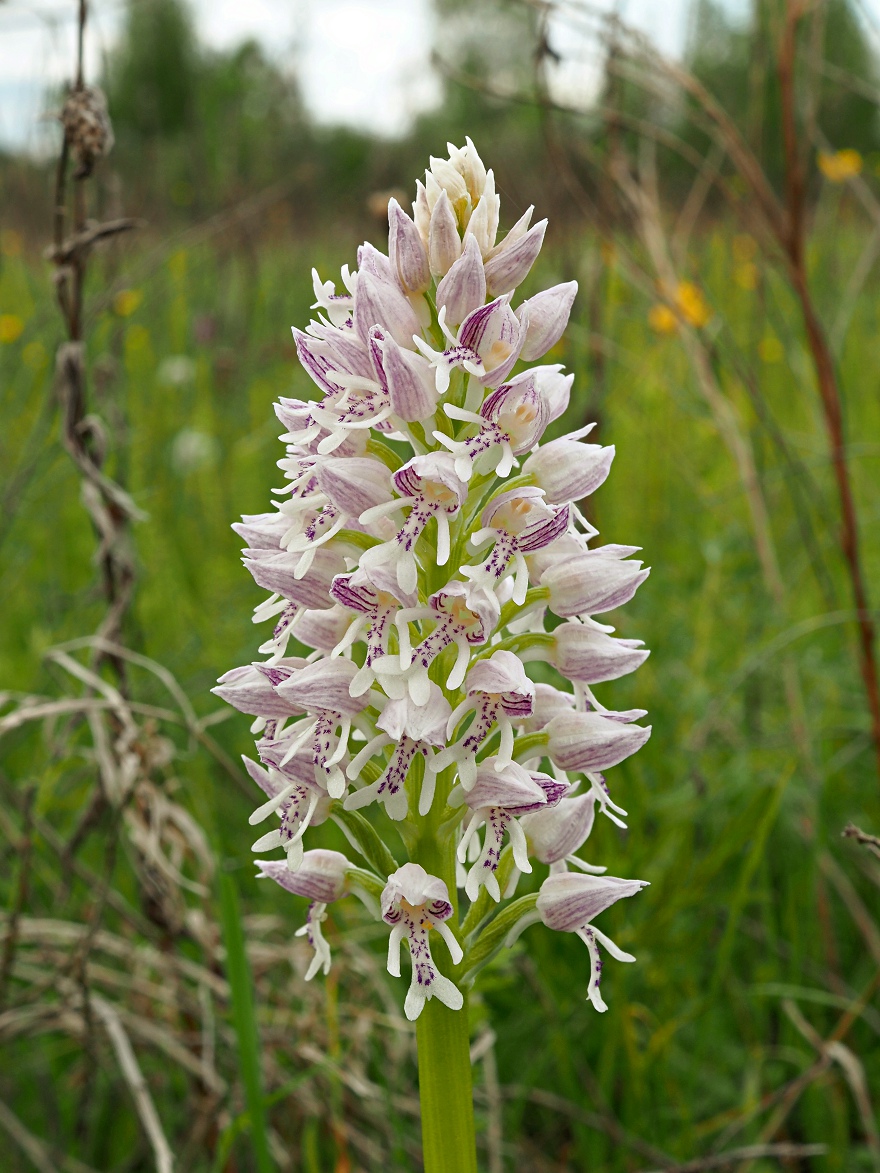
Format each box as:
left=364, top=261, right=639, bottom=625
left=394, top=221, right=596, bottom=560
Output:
left=2, top=1, right=880, bottom=1169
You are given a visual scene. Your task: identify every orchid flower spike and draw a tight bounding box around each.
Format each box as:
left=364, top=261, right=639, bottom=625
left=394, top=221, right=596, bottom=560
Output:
left=216, top=140, right=652, bottom=1027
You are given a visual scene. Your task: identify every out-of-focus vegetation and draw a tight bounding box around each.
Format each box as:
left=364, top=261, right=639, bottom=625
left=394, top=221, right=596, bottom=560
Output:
left=2, top=0, right=880, bottom=1169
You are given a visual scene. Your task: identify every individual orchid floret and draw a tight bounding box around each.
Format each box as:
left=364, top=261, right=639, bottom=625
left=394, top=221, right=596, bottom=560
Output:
left=370, top=326, right=438, bottom=423
left=388, top=197, right=431, bottom=295
left=212, top=661, right=306, bottom=722
left=415, top=295, right=527, bottom=394
left=382, top=863, right=464, bottom=1021
left=281, top=456, right=393, bottom=570
left=358, top=453, right=468, bottom=593
left=244, top=539, right=356, bottom=660
left=258, top=848, right=352, bottom=978
left=436, top=234, right=486, bottom=329
left=330, top=565, right=416, bottom=694
left=519, top=792, right=604, bottom=875
left=524, top=427, right=615, bottom=504
left=484, top=217, right=547, bottom=297
left=346, top=684, right=452, bottom=819
left=463, top=487, right=569, bottom=603
left=354, top=268, right=421, bottom=350
left=432, top=650, right=535, bottom=788
left=549, top=621, right=650, bottom=685
left=536, top=873, right=648, bottom=1011
left=516, top=281, right=578, bottom=361
left=546, top=709, right=652, bottom=777
left=437, top=371, right=549, bottom=481
left=453, top=759, right=567, bottom=901
left=541, top=546, right=650, bottom=617
left=397, top=581, right=500, bottom=702
left=310, top=267, right=355, bottom=328
left=244, top=752, right=333, bottom=871
left=272, top=659, right=374, bottom=796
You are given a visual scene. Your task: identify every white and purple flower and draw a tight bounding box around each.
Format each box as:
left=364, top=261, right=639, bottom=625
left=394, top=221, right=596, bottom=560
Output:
left=215, top=140, right=652, bottom=1025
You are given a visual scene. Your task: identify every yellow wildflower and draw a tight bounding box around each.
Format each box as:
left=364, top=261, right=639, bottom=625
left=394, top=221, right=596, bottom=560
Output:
left=817, top=149, right=862, bottom=183
left=113, top=288, right=143, bottom=317
left=649, top=282, right=712, bottom=333
left=0, top=314, right=24, bottom=344
left=648, top=304, right=678, bottom=335
left=677, top=282, right=712, bottom=328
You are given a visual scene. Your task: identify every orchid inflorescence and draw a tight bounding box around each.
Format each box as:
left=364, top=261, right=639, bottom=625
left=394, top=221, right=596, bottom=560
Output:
left=215, top=141, right=651, bottom=1021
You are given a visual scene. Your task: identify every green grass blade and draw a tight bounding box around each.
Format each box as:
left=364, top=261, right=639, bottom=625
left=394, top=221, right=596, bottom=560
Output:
left=219, top=871, right=274, bottom=1173
left=709, top=761, right=795, bottom=997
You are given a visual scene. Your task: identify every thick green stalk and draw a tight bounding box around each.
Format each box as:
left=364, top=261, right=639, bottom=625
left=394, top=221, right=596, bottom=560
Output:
left=414, top=768, right=478, bottom=1172
left=416, top=994, right=477, bottom=1173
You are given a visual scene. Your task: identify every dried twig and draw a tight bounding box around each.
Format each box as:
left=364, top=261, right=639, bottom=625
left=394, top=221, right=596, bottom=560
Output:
left=843, top=823, right=880, bottom=860
left=92, top=996, right=175, bottom=1173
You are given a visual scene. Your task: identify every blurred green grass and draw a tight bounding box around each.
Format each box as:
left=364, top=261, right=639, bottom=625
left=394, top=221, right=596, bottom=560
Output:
left=1, top=211, right=879, bottom=1169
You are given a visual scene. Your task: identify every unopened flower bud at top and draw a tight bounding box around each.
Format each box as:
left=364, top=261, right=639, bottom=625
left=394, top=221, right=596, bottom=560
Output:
left=388, top=198, right=431, bottom=295
left=464, top=169, right=500, bottom=255
left=428, top=189, right=463, bottom=277
left=436, top=234, right=486, bottom=329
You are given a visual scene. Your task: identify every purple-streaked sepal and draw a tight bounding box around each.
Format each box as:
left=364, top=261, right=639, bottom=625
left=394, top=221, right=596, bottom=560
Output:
left=212, top=663, right=305, bottom=718
left=546, top=710, right=652, bottom=772
left=536, top=872, right=647, bottom=933
left=354, top=269, right=420, bottom=349
left=525, top=434, right=614, bottom=503
left=551, top=623, right=649, bottom=684
left=257, top=849, right=351, bottom=902
left=521, top=793, right=598, bottom=864
left=541, top=548, right=650, bottom=617
left=276, top=658, right=370, bottom=717
left=436, top=234, right=486, bottom=328
left=316, top=456, right=393, bottom=517
left=388, top=198, right=431, bottom=294
left=517, top=281, right=578, bottom=361
left=370, top=327, right=437, bottom=422
left=484, top=218, right=547, bottom=297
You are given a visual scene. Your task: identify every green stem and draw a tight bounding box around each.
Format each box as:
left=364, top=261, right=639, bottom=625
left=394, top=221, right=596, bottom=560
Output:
left=413, top=770, right=478, bottom=1173
left=416, top=993, right=477, bottom=1173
